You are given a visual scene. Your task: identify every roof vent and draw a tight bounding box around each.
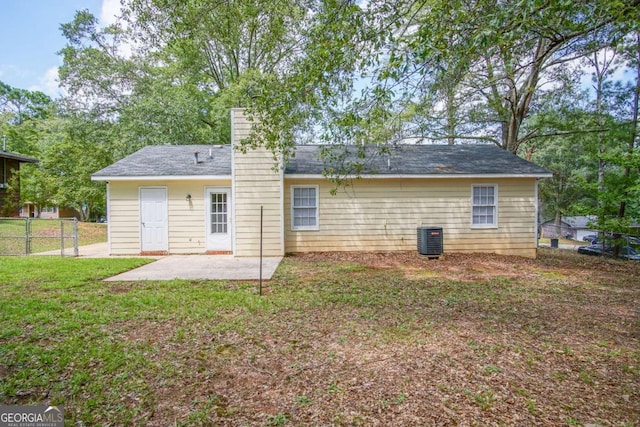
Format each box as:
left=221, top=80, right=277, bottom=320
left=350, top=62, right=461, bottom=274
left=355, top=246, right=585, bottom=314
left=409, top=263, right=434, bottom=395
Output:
left=194, top=151, right=201, bottom=164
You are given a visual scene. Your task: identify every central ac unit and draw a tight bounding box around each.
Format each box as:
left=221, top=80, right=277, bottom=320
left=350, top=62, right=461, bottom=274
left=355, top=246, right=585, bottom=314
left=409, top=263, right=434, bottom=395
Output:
left=417, top=226, right=443, bottom=258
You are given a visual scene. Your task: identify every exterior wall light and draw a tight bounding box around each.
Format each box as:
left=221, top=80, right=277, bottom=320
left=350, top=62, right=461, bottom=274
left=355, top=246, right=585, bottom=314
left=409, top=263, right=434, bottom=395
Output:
left=186, top=194, right=192, bottom=202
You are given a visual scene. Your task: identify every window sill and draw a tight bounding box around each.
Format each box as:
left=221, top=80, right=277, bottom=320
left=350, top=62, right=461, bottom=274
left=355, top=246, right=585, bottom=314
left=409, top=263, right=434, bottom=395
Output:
left=471, top=224, right=498, bottom=229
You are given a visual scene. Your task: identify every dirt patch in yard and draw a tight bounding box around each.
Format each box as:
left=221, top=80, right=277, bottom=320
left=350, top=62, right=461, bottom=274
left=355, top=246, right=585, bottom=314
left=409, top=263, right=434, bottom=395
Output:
left=3, top=250, right=638, bottom=426
left=136, top=250, right=639, bottom=426
left=288, top=249, right=598, bottom=282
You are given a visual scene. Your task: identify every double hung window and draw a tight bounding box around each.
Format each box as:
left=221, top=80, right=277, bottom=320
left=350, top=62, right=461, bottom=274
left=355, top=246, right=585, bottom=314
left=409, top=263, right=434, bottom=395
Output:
left=472, top=185, right=497, bottom=227
left=292, top=186, right=319, bottom=230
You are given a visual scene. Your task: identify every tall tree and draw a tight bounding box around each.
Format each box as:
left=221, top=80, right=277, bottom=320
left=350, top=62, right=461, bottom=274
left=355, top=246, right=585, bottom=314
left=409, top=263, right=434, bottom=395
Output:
left=391, top=0, right=638, bottom=152
left=0, top=82, right=52, bottom=155
left=0, top=82, right=51, bottom=124
left=527, top=93, right=596, bottom=233
left=249, top=0, right=639, bottom=158
left=58, top=1, right=310, bottom=151
left=125, top=0, right=308, bottom=91
left=616, top=32, right=640, bottom=225
left=531, top=36, right=640, bottom=243
left=58, top=9, right=206, bottom=150
left=33, top=115, right=113, bottom=221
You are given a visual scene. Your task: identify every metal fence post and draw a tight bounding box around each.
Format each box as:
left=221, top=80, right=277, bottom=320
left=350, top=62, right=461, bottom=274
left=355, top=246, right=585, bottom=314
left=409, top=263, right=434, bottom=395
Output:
left=259, top=205, right=263, bottom=297
left=25, top=217, right=31, bottom=255
left=73, top=218, right=79, bottom=257
left=61, top=220, right=65, bottom=256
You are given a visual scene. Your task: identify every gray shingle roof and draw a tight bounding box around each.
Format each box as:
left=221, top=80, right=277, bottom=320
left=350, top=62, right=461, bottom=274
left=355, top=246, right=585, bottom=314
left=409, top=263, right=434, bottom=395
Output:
left=92, top=143, right=550, bottom=179
left=92, top=145, right=232, bottom=178
left=563, top=216, right=597, bottom=228
left=285, top=144, right=551, bottom=176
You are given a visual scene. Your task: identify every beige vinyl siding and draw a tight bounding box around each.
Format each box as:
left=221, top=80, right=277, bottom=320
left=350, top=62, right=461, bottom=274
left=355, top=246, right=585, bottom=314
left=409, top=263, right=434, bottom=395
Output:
left=284, top=177, right=539, bottom=258
left=231, top=109, right=283, bottom=256
left=108, top=179, right=230, bottom=255
left=107, top=182, right=141, bottom=255
left=168, top=180, right=229, bottom=254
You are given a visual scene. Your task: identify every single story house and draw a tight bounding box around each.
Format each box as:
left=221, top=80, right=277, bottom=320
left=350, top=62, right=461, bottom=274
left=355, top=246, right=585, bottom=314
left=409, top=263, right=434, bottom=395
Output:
left=541, top=216, right=598, bottom=241
left=0, top=149, right=39, bottom=216
left=92, top=109, right=552, bottom=258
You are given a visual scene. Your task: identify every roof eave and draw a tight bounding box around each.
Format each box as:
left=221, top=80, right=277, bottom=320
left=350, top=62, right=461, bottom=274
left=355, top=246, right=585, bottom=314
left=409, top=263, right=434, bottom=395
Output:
left=284, top=173, right=553, bottom=179
left=0, top=153, right=39, bottom=163
left=91, top=174, right=232, bottom=182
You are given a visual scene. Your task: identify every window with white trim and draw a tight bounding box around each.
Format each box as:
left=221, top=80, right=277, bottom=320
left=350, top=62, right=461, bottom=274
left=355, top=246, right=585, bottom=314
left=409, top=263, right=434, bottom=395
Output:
left=292, top=186, right=319, bottom=230
left=472, top=185, right=497, bottom=227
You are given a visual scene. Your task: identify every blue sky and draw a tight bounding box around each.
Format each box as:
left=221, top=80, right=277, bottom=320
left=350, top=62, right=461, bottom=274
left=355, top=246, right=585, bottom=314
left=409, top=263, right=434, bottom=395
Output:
left=0, top=0, right=115, bottom=97
left=0, top=1, right=632, bottom=100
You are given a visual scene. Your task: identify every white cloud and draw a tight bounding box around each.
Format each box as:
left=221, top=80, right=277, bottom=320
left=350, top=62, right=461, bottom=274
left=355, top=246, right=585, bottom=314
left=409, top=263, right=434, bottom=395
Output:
left=100, top=0, right=122, bottom=27
left=29, top=67, right=64, bottom=98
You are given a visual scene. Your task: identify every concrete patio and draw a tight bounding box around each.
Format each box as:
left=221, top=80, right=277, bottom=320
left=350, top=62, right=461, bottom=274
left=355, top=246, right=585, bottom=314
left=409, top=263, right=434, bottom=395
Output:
left=36, top=242, right=282, bottom=281
left=104, top=254, right=282, bottom=281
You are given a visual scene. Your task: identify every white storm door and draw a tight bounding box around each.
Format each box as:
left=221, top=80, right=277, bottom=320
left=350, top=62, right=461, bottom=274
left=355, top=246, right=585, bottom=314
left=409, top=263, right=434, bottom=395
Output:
left=206, top=188, right=232, bottom=251
left=140, top=187, right=168, bottom=252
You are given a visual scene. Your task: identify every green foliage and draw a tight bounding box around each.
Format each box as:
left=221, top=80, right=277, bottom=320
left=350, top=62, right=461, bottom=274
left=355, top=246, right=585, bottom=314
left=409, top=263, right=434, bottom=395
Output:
left=7, top=1, right=638, bottom=228
left=245, top=0, right=368, bottom=164
left=58, top=1, right=310, bottom=150
left=0, top=79, right=117, bottom=220
left=249, top=0, right=638, bottom=157
left=267, top=413, right=289, bottom=426
left=36, top=117, right=112, bottom=220
left=294, top=395, right=312, bottom=406
left=529, top=34, right=640, bottom=229
left=0, top=81, right=51, bottom=124
left=530, top=105, right=601, bottom=220
left=58, top=9, right=214, bottom=148
left=1, top=81, right=52, bottom=155
left=467, top=388, right=497, bottom=411
left=17, top=163, right=57, bottom=214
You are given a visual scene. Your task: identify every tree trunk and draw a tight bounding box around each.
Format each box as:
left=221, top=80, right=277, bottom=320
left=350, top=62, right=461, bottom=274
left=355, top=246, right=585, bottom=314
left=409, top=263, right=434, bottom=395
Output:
left=593, top=51, right=607, bottom=191
left=592, top=50, right=609, bottom=254
left=554, top=210, right=562, bottom=238
left=617, top=32, right=640, bottom=221
left=445, top=86, right=456, bottom=145
left=498, top=39, right=549, bottom=154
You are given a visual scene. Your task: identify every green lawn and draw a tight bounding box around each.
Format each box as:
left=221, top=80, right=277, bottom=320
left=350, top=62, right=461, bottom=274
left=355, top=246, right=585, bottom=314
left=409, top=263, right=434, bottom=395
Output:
left=0, top=250, right=638, bottom=426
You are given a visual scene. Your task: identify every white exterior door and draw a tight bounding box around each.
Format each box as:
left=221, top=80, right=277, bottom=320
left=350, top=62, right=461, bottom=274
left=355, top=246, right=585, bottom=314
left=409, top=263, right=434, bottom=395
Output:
left=206, top=187, right=232, bottom=251
left=140, top=187, right=168, bottom=252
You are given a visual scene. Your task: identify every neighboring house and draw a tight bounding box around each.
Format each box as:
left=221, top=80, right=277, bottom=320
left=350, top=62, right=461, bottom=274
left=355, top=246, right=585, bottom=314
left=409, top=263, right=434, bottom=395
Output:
left=0, top=150, right=39, bottom=216
left=541, top=216, right=598, bottom=241
left=19, top=203, right=80, bottom=219
left=92, top=109, right=552, bottom=258
left=40, top=205, right=81, bottom=219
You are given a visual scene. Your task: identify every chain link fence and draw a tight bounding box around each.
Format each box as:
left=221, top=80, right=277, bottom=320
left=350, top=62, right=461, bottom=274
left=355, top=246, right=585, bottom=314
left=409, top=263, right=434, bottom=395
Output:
left=0, top=218, right=79, bottom=256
